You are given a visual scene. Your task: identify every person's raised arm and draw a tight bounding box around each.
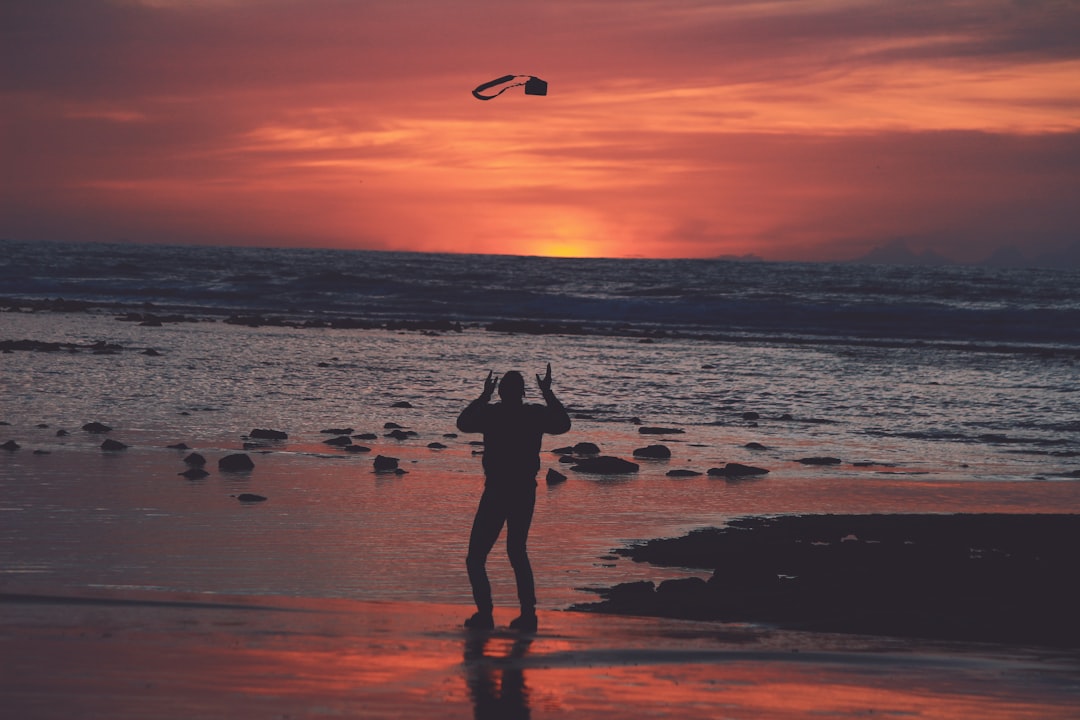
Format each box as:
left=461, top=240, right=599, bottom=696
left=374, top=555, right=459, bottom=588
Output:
left=456, top=370, right=497, bottom=433
left=536, top=363, right=571, bottom=435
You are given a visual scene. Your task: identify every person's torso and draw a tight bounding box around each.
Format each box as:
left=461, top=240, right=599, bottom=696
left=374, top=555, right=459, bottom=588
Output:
left=481, top=403, right=547, bottom=482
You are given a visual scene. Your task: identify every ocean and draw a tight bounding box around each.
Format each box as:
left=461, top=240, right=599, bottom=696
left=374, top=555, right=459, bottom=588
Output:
left=2, top=238, right=1078, bottom=609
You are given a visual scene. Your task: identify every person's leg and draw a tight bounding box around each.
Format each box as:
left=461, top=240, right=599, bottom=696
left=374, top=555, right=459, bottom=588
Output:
left=466, top=487, right=506, bottom=625
left=505, top=486, right=537, bottom=626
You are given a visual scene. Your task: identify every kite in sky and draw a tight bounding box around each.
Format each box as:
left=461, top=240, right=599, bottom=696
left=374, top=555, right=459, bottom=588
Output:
left=472, top=75, right=548, bottom=100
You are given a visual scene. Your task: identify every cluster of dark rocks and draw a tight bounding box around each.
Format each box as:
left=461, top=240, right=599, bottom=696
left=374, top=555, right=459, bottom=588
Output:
left=550, top=441, right=639, bottom=475
left=574, top=513, right=1080, bottom=647
left=222, top=315, right=464, bottom=333
left=482, top=320, right=680, bottom=342
left=243, top=426, right=402, bottom=473
left=1, top=421, right=134, bottom=453
left=1, top=339, right=162, bottom=356
left=2, top=413, right=849, bottom=484
left=243, top=425, right=413, bottom=475
left=115, top=312, right=203, bottom=326
left=0, top=297, right=96, bottom=313
left=314, top=425, right=411, bottom=464
left=544, top=430, right=777, bottom=480
left=174, top=449, right=258, bottom=480
left=182, top=450, right=260, bottom=485
left=170, top=435, right=265, bottom=501
left=0, top=293, right=844, bottom=347
left=2, top=296, right=468, bottom=335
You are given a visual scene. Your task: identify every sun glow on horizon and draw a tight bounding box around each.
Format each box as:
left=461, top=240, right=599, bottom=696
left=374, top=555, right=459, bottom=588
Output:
left=531, top=241, right=598, bottom=259
left=520, top=211, right=614, bottom=259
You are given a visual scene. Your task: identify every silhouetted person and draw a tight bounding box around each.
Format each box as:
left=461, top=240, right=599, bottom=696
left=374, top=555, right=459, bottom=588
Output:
left=457, top=364, right=571, bottom=631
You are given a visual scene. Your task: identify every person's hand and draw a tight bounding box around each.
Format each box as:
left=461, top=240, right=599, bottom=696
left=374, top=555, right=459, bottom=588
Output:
left=536, top=363, right=553, bottom=394
left=480, top=370, right=498, bottom=400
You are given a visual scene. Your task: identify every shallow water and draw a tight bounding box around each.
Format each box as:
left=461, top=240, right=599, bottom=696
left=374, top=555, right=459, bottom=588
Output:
left=2, top=311, right=1078, bottom=607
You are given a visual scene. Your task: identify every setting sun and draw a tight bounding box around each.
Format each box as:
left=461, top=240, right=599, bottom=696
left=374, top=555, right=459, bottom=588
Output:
left=532, top=241, right=589, bottom=258
left=522, top=211, right=611, bottom=258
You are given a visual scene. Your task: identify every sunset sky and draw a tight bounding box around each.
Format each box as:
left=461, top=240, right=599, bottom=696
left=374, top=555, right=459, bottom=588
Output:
left=2, top=0, right=1078, bottom=261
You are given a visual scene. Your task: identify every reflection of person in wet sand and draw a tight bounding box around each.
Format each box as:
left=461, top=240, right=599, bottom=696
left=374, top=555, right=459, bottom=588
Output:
left=457, top=364, right=571, bottom=631
left=464, top=633, right=533, bottom=720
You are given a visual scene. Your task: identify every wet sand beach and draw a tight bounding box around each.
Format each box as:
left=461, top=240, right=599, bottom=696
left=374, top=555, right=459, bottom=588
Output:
left=4, top=589, right=1080, bottom=719
left=3, top=439, right=1080, bottom=717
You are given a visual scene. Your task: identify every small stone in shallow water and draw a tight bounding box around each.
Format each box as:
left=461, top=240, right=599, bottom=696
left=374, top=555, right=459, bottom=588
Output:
left=633, top=445, right=671, bottom=459
left=427, top=442, right=447, bottom=449
left=745, top=442, right=768, bottom=451
left=101, top=439, right=128, bottom=451
left=83, top=422, right=112, bottom=433
left=570, top=456, right=640, bottom=474
left=386, top=429, right=418, bottom=440
left=321, top=428, right=354, bottom=435
left=391, top=401, right=414, bottom=408
left=183, top=452, right=207, bottom=467
left=167, top=443, right=190, bottom=450
left=180, top=468, right=209, bottom=479
left=638, top=427, right=684, bottom=435
left=249, top=428, right=287, bottom=440
left=667, top=469, right=702, bottom=477
left=546, top=468, right=568, bottom=485
left=324, top=435, right=352, bottom=447
left=797, top=456, right=842, bottom=465
left=236, top=493, right=267, bottom=502
left=344, top=445, right=372, bottom=453
left=2, top=440, right=20, bottom=451
left=708, top=463, right=769, bottom=478
left=219, top=453, right=255, bottom=472
left=373, top=455, right=400, bottom=472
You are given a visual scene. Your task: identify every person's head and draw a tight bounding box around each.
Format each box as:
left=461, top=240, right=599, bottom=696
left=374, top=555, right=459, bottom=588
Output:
left=498, top=371, right=526, bottom=404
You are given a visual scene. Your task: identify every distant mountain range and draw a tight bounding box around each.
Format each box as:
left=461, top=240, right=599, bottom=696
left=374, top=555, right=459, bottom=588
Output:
left=849, top=239, right=1080, bottom=269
